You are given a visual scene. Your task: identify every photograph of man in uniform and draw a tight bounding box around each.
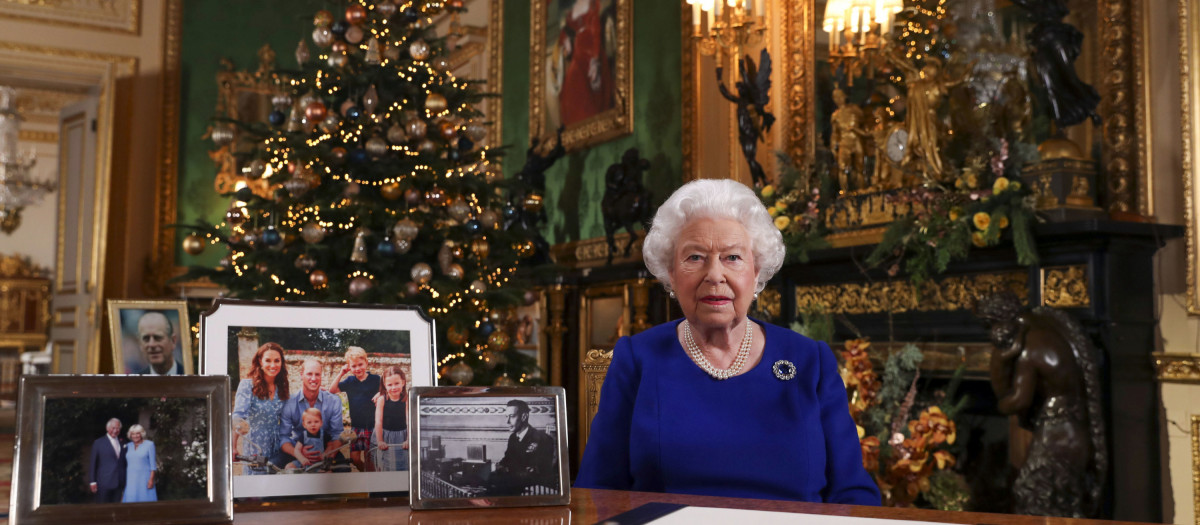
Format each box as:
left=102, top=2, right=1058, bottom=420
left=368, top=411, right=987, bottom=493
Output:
left=488, top=399, right=557, bottom=495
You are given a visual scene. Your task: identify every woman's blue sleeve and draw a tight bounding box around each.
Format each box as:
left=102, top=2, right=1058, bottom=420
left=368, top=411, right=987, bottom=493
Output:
left=574, top=335, right=638, bottom=489
left=148, top=441, right=157, bottom=472
left=232, top=379, right=252, bottom=422
left=815, top=340, right=882, bottom=505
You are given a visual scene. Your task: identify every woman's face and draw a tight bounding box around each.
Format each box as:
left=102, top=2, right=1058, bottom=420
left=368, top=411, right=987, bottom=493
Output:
left=130, top=430, right=143, bottom=443
left=385, top=373, right=405, bottom=399
left=260, top=349, right=283, bottom=380
left=668, top=217, right=758, bottom=332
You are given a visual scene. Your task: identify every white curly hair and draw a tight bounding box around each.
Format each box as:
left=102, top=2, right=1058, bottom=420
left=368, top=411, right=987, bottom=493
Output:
left=642, top=178, right=784, bottom=294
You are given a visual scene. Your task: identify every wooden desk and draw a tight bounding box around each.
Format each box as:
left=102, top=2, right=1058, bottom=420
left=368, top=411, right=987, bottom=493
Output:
left=233, top=488, right=1153, bottom=524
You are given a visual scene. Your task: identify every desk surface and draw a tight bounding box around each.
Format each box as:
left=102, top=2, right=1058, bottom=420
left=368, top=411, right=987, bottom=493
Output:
left=232, top=488, right=1152, bottom=525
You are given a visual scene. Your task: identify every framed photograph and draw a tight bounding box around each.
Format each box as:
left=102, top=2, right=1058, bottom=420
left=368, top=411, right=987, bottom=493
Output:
left=529, top=0, right=632, bottom=152
left=11, top=375, right=232, bottom=525
left=107, top=300, right=194, bottom=376
left=409, top=386, right=569, bottom=510
left=199, top=299, right=435, bottom=498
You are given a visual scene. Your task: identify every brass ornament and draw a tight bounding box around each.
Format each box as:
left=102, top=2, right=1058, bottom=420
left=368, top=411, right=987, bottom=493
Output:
left=182, top=233, right=205, bottom=256
left=794, top=272, right=1028, bottom=315
left=1040, top=265, right=1091, bottom=308
left=1151, top=352, right=1200, bottom=383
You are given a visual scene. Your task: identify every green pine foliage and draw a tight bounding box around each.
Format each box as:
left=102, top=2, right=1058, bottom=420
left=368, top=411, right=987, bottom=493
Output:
left=176, top=1, right=541, bottom=385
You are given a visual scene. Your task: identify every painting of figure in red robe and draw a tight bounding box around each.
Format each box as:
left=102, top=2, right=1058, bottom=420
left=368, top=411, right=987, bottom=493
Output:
left=543, top=0, right=617, bottom=131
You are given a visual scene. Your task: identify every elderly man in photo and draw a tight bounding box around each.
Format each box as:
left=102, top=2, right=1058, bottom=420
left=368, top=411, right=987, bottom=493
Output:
left=89, top=418, right=126, bottom=502
left=489, top=399, right=556, bottom=495
left=271, top=358, right=344, bottom=469
left=134, top=311, right=183, bottom=375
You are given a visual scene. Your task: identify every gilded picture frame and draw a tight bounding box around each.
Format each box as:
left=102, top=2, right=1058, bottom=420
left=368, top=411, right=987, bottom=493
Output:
left=11, top=375, right=232, bottom=525
left=1181, top=0, right=1200, bottom=314
left=529, top=0, right=633, bottom=152
left=107, top=299, right=195, bottom=376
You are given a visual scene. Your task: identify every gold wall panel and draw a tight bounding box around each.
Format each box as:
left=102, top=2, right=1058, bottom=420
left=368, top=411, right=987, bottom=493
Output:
left=1040, top=265, right=1091, bottom=308
left=794, top=272, right=1028, bottom=315
left=1153, top=353, right=1200, bottom=383
left=150, top=0, right=183, bottom=292
left=0, top=0, right=139, bottom=34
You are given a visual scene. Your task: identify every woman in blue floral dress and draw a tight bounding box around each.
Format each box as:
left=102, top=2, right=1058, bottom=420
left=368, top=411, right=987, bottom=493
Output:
left=121, top=424, right=157, bottom=502
left=232, top=342, right=290, bottom=475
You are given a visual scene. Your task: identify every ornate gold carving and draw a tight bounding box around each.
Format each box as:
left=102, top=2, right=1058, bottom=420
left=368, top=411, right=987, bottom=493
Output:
left=0, top=0, right=139, bottom=34
left=783, top=1, right=814, bottom=171
left=1191, top=414, right=1199, bottom=525
left=580, top=348, right=614, bottom=458
left=549, top=232, right=642, bottom=269
left=751, top=286, right=781, bottom=322
left=1101, top=0, right=1142, bottom=214
left=795, top=272, right=1027, bottom=315
left=17, top=130, right=56, bottom=143
left=528, top=0, right=633, bottom=151
left=151, top=0, right=183, bottom=294
left=0, top=254, right=47, bottom=278
left=486, top=0, right=503, bottom=148
left=1152, top=353, right=1200, bottom=383
left=1040, top=265, right=1090, bottom=308
left=1182, top=0, right=1200, bottom=315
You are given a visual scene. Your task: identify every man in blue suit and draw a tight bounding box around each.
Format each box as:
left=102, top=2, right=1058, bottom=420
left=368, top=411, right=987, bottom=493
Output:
left=89, top=418, right=126, bottom=502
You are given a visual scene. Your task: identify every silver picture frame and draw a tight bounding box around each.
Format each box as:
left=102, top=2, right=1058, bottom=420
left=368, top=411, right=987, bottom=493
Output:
left=409, top=386, right=570, bottom=510
left=11, top=375, right=232, bottom=524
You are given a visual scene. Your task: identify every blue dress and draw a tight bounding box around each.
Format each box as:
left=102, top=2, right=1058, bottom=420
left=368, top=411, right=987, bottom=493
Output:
left=122, top=440, right=157, bottom=502
left=575, top=319, right=881, bottom=505
left=233, top=378, right=284, bottom=474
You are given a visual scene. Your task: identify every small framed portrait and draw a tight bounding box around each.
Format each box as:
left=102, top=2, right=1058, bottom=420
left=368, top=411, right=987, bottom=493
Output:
left=11, top=375, right=232, bottom=525
left=107, top=300, right=195, bottom=376
left=200, top=299, right=435, bottom=498
left=409, top=386, right=569, bottom=510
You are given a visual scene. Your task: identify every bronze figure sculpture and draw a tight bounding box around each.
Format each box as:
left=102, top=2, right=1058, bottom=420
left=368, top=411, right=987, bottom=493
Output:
left=600, top=147, right=653, bottom=265
left=1010, top=0, right=1101, bottom=128
left=716, top=48, right=775, bottom=187
left=975, top=292, right=1107, bottom=518
left=508, top=126, right=566, bottom=265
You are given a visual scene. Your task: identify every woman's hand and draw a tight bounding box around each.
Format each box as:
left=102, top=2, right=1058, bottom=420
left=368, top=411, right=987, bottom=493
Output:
left=147, top=479, right=155, bottom=489
left=402, top=441, right=409, bottom=450
left=379, top=442, right=388, bottom=451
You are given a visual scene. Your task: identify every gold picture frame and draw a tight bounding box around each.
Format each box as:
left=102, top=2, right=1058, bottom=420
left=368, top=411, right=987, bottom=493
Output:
left=106, top=299, right=194, bottom=376
left=529, top=0, right=633, bottom=152
left=1181, top=0, right=1200, bottom=314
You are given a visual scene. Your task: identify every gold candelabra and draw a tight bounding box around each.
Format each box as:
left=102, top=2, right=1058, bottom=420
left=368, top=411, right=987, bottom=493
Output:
left=687, top=0, right=767, bottom=63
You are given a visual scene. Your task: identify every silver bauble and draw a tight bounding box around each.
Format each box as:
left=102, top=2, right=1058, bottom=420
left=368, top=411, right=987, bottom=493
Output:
left=344, top=25, right=365, bottom=45
left=376, top=1, right=397, bottom=17
left=365, top=135, right=388, bottom=157
left=446, top=361, right=474, bottom=385
left=386, top=124, right=407, bottom=144
left=478, top=209, right=500, bottom=229
left=283, top=177, right=311, bottom=198
left=409, top=39, right=431, bottom=60
left=301, top=222, right=326, bottom=243
left=411, top=262, right=433, bottom=284
left=469, top=279, right=487, bottom=293
left=393, top=238, right=412, bottom=254
left=392, top=217, right=419, bottom=241
left=312, top=26, right=333, bottom=48
left=417, top=139, right=436, bottom=154
left=328, top=53, right=349, bottom=68
left=271, top=93, right=293, bottom=109
left=405, top=118, right=427, bottom=139
left=447, top=198, right=471, bottom=222
left=210, top=124, right=235, bottom=147
left=466, top=121, right=488, bottom=142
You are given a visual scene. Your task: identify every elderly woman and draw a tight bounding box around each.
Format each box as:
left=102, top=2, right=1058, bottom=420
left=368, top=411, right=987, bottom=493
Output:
left=121, top=424, right=157, bottom=502
left=232, top=342, right=290, bottom=474
left=575, top=179, right=880, bottom=504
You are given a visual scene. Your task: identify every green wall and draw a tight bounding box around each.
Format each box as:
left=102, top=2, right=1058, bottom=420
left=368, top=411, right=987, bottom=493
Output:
left=175, top=1, right=313, bottom=267
left=501, top=1, right=683, bottom=245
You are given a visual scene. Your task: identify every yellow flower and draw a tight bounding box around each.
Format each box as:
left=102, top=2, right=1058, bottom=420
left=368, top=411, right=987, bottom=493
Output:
left=993, top=176, right=1010, bottom=194
left=1010, top=181, right=1022, bottom=191
left=965, top=172, right=979, bottom=189
left=761, top=184, right=776, bottom=198
left=767, top=206, right=778, bottom=217
left=774, top=215, right=791, bottom=230
left=972, top=212, right=991, bottom=231
left=997, top=215, right=1009, bottom=229
left=971, top=231, right=986, bottom=247
left=948, top=207, right=963, bottom=221
left=775, top=200, right=788, bottom=211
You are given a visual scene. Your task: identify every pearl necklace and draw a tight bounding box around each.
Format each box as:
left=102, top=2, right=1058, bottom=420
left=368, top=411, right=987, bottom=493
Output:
left=682, top=319, right=752, bottom=380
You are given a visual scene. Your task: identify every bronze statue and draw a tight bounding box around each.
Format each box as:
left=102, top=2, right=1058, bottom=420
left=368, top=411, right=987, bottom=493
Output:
left=600, top=147, right=653, bottom=265
left=508, top=126, right=566, bottom=265
left=829, top=89, right=868, bottom=192
left=716, top=48, right=775, bottom=187
left=1011, top=0, right=1101, bottom=128
left=975, top=292, right=1107, bottom=518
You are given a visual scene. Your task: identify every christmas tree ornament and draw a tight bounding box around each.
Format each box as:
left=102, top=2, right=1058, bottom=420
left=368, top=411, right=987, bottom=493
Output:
left=404, top=188, right=422, bottom=205
left=488, top=309, right=503, bottom=323
left=331, top=40, right=349, bottom=55
left=478, top=209, right=499, bottom=229
left=447, top=324, right=469, bottom=345
left=268, top=110, right=285, bottom=126
left=457, top=136, right=474, bottom=153
left=242, top=229, right=260, bottom=248
left=447, top=198, right=471, bottom=221
left=283, top=177, right=311, bottom=198
left=376, top=237, right=397, bottom=257
left=363, top=84, right=379, bottom=114
left=470, top=237, right=489, bottom=259
left=330, top=20, right=348, bottom=37
left=345, top=105, right=361, bottom=120
left=447, top=148, right=461, bottom=162
left=502, top=205, right=519, bottom=222
left=329, top=146, right=348, bottom=165
left=393, top=238, right=412, bottom=254
left=328, top=53, right=349, bottom=68
left=225, top=206, right=247, bottom=227
left=218, top=255, right=232, bottom=270
left=234, top=185, right=254, bottom=202
left=344, top=181, right=362, bottom=197
left=313, top=9, right=333, bottom=26
left=295, top=253, right=317, bottom=271
left=403, top=281, right=420, bottom=297
left=493, top=375, right=516, bottom=387
left=312, top=26, right=333, bottom=48
left=488, top=330, right=511, bottom=351
left=478, top=321, right=495, bottom=336
left=464, top=219, right=482, bottom=234
left=465, top=121, right=487, bottom=141
left=446, top=361, right=474, bottom=385
left=437, top=241, right=454, bottom=272
left=380, top=182, right=403, bottom=200
left=286, top=106, right=304, bottom=132
left=417, top=139, right=436, bottom=155
left=402, top=6, right=420, bottom=24
left=468, top=279, right=487, bottom=294
left=339, top=98, right=356, bottom=116
left=364, top=38, right=381, bottom=65
left=319, top=114, right=340, bottom=134
left=301, top=221, right=326, bottom=243
left=425, top=93, right=448, bottom=112
left=387, top=124, right=407, bottom=144
left=344, top=25, right=364, bottom=45
left=392, top=217, right=419, bottom=241
left=376, top=1, right=397, bottom=18
left=310, top=269, right=328, bottom=287
left=350, top=228, right=369, bottom=263
left=480, top=349, right=502, bottom=369
left=345, top=4, right=367, bottom=24
left=446, top=263, right=464, bottom=280
left=409, top=39, right=430, bottom=60
left=406, top=118, right=427, bottom=139
left=349, top=148, right=370, bottom=164
left=424, top=185, right=447, bottom=206
left=411, top=262, right=433, bottom=284
left=304, top=100, right=327, bottom=123
left=523, top=290, right=540, bottom=305
left=261, top=226, right=282, bottom=247
left=515, top=239, right=535, bottom=258
left=271, top=93, right=293, bottom=109
left=523, top=193, right=544, bottom=213
left=432, top=56, right=451, bottom=71
left=295, top=39, right=311, bottom=66
left=247, top=159, right=267, bottom=178
left=437, top=119, right=456, bottom=141
left=365, top=135, right=388, bottom=157
left=182, top=233, right=206, bottom=256
left=210, top=123, right=234, bottom=146
left=348, top=275, right=374, bottom=296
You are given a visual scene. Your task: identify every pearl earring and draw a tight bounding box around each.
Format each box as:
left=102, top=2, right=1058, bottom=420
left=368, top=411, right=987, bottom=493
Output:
left=669, top=290, right=676, bottom=299
left=754, top=291, right=759, bottom=300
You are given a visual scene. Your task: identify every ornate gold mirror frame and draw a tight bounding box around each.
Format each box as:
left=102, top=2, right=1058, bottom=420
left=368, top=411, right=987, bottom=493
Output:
left=1181, top=0, right=1200, bottom=314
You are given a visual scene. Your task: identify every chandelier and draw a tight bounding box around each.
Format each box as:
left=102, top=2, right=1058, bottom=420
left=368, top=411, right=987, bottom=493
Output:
left=822, top=0, right=903, bottom=80
left=0, top=86, right=54, bottom=234
left=686, top=0, right=767, bottom=59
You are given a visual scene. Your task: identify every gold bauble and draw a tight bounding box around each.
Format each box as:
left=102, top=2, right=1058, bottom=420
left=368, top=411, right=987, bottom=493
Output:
left=470, top=238, right=490, bottom=259
left=493, top=374, right=516, bottom=386
left=381, top=182, right=403, bottom=200
left=182, top=233, right=206, bottom=256
left=425, top=93, right=447, bottom=112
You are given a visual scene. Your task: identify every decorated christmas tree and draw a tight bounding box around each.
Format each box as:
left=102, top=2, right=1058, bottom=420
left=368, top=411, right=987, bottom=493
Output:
left=178, top=0, right=543, bottom=386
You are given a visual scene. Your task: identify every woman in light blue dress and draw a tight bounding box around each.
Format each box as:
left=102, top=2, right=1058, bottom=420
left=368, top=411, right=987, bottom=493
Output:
left=232, top=342, right=289, bottom=475
left=121, top=424, right=157, bottom=502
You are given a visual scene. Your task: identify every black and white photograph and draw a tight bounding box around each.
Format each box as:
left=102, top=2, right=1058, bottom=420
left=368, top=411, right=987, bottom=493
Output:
left=11, top=376, right=232, bottom=525
left=107, top=300, right=194, bottom=376
left=409, top=386, right=569, bottom=510
left=201, top=299, right=435, bottom=498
